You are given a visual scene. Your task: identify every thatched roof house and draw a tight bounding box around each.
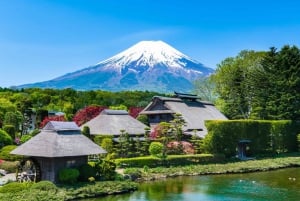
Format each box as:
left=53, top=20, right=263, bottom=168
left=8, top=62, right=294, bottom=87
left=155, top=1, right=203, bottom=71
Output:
left=80, top=109, right=148, bottom=137
left=140, top=92, right=227, bottom=138
left=11, top=121, right=106, bottom=182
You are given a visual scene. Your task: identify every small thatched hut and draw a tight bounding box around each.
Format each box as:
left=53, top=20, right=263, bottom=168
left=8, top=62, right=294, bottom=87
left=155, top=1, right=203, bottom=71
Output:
left=11, top=121, right=107, bottom=183
left=80, top=109, right=148, bottom=138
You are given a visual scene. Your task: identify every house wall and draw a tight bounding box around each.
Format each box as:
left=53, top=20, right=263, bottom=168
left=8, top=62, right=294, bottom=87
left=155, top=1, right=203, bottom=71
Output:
left=148, top=114, right=173, bottom=124
left=35, top=156, right=87, bottom=183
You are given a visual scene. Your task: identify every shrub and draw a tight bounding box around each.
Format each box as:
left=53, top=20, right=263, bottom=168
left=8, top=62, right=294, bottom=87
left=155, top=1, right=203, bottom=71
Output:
left=93, top=135, right=113, bottom=146
left=100, top=159, right=117, bottom=181
left=136, top=114, right=149, bottom=125
left=3, top=125, right=15, bottom=140
left=88, top=177, right=95, bottom=182
left=123, top=168, right=142, bottom=181
left=31, top=180, right=57, bottom=191
left=0, top=182, right=32, bottom=193
left=90, top=159, right=116, bottom=181
left=0, top=145, right=23, bottom=161
left=58, top=168, right=79, bottom=184
left=82, top=126, right=90, bottom=138
left=0, top=129, right=13, bottom=148
left=149, top=142, right=163, bottom=157
left=101, top=137, right=114, bottom=153
left=20, top=135, right=32, bottom=144
left=78, top=163, right=96, bottom=182
left=0, top=160, right=19, bottom=173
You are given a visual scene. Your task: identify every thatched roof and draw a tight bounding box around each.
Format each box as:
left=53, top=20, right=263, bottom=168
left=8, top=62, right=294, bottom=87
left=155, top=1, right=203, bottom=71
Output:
left=11, top=121, right=107, bottom=157
left=140, top=95, right=227, bottom=137
left=80, top=109, right=148, bottom=136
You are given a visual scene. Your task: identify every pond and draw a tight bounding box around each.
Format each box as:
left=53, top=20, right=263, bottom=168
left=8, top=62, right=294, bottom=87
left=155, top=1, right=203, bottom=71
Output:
left=86, top=168, right=299, bottom=201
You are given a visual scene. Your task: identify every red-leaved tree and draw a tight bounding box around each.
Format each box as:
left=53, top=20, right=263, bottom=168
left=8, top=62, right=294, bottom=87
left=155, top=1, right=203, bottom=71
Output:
left=40, top=115, right=66, bottom=128
left=129, top=107, right=144, bottom=118
left=73, top=105, right=107, bottom=126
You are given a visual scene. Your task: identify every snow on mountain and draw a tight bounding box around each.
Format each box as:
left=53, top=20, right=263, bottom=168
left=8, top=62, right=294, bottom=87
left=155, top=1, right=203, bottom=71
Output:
left=100, top=40, right=197, bottom=68
left=18, top=41, right=214, bottom=92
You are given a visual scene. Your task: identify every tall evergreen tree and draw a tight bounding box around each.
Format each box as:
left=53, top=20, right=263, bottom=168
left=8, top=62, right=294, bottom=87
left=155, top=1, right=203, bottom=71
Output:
left=259, top=46, right=300, bottom=120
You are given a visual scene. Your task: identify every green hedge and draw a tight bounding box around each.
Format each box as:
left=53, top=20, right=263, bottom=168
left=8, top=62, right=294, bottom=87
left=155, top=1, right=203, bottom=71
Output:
left=202, top=120, right=300, bottom=157
left=115, top=154, right=225, bottom=168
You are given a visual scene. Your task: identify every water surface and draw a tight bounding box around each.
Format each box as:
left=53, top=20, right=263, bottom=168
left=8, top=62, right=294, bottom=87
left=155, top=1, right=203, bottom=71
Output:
left=87, top=168, right=300, bottom=201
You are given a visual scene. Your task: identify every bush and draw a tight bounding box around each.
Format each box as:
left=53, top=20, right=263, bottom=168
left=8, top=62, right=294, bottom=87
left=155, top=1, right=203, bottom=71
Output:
left=31, top=180, right=57, bottom=191
left=20, top=135, right=32, bottom=144
left=89, top=159, right=116, bottom=181
left=101, top=137, right=114, bottom=153
left=93, top=135, right=113, bottom=146
left=0, top=160, right=19, bottom=173
left=82, top=126, right=90, bottom=138
left=58, top=168, right=79, bottom=184
left=0, top=129, right=13, bottom=148
left=3, top=125, right=15, bottom=140
left=149, top=142, right=163, bottom=157
left=136, top=114, right=149, bottom=125
left=0, top=145, right=23, bottom=161
left=78, top=163, right=96, bottom=182
left=123, top=168, right=142, bottom=181
left=0, top=182, right=32, bottom=193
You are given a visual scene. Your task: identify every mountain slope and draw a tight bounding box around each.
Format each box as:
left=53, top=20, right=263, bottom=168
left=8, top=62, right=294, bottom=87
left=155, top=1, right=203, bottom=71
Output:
left=19, top=41, right=214, bottom=92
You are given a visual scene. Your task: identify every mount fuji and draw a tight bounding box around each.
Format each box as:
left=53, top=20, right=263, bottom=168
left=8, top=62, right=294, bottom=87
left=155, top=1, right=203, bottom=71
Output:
left=19, top=41, right=214, bottom=92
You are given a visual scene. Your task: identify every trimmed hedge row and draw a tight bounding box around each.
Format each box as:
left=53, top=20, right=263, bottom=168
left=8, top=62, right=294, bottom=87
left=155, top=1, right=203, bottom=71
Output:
left=115, top=154, right=225, bottom=168
left=203, top=120, right=300, bottom=157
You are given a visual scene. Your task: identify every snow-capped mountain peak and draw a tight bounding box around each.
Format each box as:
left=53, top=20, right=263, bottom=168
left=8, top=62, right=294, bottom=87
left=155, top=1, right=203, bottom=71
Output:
left=99, top=40, right=197, bottom=68
left=18, top=40, right=214, bottom=93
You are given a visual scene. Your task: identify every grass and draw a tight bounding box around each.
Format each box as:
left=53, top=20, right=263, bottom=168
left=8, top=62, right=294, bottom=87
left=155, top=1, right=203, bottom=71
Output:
left=0, top=180, right=138, bottom=201
left=124, top=153, right=300, bottom=181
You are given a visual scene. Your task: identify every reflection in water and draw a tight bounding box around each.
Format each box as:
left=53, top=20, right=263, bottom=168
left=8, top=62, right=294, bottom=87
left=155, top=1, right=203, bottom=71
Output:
left=86, top=168, right=300, bottom=201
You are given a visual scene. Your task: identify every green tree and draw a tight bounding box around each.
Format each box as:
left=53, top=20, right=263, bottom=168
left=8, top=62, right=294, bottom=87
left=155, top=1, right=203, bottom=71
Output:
left=141, top=128, right=151, bottom=155
left=193, top=77, right=217, bottom=102
left=169, top=113, right=186, bottom=142
left=257, top=46, right=300, bottom=120
left=211, top=50, right=266, bottom=119
left=3, top=111, right=23, bottom=131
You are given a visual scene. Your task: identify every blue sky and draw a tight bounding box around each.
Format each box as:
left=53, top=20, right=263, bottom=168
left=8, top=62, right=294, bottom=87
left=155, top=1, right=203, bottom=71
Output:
left=0, top=0, right=300, bottom=87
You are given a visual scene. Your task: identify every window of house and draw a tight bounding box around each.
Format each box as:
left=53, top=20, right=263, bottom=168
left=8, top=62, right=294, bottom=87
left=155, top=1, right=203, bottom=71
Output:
left=66, top=160, right=76, bottom=168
